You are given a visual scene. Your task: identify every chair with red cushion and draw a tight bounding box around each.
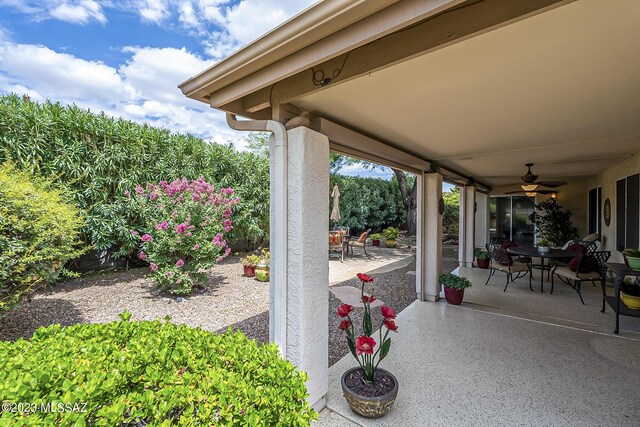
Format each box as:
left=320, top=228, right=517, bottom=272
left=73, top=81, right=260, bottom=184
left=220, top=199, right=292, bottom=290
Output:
left=485, top=243, right=532, bottom=292
left=349, top=229, right=371, bottom=258
left=551, top=251, right=611, bottom=304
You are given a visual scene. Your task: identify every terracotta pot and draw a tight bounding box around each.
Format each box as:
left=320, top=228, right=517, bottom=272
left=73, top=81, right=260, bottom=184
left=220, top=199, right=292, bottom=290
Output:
left=243, top=265, right=256, bottom=277
left=341, top=367, right=398, bottom=418
left=476, top=258, right=490, bottom=269
left=444, top=286, right=465, bottom=305
left=372, top=239, right=380, bottom=246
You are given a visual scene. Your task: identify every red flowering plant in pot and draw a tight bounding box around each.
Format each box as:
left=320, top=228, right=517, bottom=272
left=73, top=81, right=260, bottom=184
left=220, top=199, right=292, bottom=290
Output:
left=337, top=273, right=399, bottom=418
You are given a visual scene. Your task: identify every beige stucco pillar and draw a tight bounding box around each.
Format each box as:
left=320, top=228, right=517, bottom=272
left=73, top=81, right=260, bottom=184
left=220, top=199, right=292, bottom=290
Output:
left=416, top=172, right=443, bottom=301
left=475, top=192, right=490, bottom=248
left=459, top=185, right=476, bottom=267
left=269, top=126, right=329, bottom=411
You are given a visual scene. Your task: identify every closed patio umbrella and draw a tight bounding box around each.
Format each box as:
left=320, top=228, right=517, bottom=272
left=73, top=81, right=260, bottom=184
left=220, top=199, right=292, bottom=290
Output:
left=330, top=184, right=341, bottom=224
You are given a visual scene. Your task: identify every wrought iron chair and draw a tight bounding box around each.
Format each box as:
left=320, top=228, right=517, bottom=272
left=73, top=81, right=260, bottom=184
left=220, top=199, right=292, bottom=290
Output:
left=329, top=231, right=345, bottom=262
left=485, top=243, right=532, bottom=292
left=349, top=228, right=371, bottom=258
left=551, top=251, right=611, bottom=304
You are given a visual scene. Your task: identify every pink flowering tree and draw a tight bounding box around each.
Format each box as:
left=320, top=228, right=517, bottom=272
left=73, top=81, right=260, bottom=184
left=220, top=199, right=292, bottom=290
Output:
left=337, top=273, right=398, bottom=382
left=124, top=178, right=238, bottom=295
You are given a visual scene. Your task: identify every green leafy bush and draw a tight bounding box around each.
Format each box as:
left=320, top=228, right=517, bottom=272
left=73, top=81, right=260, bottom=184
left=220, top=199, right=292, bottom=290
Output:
left=329, top=175, right=405, bottom=232
left=0, top=162, right=86, bottom=311
left=383, top=227, right=399, bottom=240
left=0, top=94, right=269, bottom=252
left=439, top=273, right=472, bottom=290
left=0, top=312, right=317, bottom=426
left=123, top=178, right=238, bottom=295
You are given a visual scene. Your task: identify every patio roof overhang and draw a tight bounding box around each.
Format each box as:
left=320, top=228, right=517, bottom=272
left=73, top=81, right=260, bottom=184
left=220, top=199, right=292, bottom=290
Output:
left=179, top=0, right=640, bottom=189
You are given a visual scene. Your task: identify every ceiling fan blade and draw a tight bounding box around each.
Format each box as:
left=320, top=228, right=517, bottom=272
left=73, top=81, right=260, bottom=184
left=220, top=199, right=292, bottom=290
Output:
left=536, top=181, right=566, bottom=188
left=536, top=190, right=557, bottom=195
left=505, top=190, right=524, bottom=194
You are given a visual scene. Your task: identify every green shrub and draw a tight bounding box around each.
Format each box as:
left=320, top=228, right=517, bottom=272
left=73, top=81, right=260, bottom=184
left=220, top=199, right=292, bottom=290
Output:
left=439, top=273, right=472, bottom=290
left=0, top=162, right=86, bottom=311
left=383, top=226, right=399, bottom=240
left=0, top=312, right=317, bottom=426
left=124, top=178, right=238, bottom=295
left=0, top=94, right=269, bottom=253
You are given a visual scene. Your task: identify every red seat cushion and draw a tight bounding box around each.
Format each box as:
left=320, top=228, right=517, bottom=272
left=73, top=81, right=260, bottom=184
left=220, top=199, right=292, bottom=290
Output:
left=568, top=256, right=580, bottom=271
left=357, top=232, right=367, bottom=243
left=566, top=243, right=587, bottom=255
left=568, top=255, right=599, bottom=273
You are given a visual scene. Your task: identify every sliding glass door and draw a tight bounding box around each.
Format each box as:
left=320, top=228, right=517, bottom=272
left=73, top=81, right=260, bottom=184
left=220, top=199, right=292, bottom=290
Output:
left=489, top=196, right=536, bottom=245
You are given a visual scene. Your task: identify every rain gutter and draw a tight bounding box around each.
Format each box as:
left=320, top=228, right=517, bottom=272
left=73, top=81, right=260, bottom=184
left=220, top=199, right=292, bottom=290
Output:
left=226, top=113, right=288, bottom=358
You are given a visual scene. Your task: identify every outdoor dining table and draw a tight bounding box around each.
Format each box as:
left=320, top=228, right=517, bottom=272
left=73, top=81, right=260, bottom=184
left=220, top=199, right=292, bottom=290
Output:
left=507, top=246, right=581, bottom=292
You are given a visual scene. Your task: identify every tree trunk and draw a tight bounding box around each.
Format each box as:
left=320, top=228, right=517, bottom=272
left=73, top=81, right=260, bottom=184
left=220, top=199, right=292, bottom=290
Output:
left=392, top=168, right=418, bottom=236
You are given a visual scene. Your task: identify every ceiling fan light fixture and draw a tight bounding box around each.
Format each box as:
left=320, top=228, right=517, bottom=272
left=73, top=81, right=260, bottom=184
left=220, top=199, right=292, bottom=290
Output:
left=525, top=191, right=537, bottom=197
left=521, top=184, right=538, bottom=192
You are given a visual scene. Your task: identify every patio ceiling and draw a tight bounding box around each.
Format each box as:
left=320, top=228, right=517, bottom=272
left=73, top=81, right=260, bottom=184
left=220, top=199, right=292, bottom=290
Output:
left=180, top=0, right=640, bottom=188
left=293, top=0, right=640, bottom=187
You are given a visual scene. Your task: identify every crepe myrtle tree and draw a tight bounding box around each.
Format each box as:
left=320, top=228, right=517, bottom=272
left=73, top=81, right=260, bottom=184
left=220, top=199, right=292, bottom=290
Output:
left=124, top=178, right=238, bottom=295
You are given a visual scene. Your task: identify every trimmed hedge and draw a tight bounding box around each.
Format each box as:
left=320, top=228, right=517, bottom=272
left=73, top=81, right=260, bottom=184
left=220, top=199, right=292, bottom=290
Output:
left=0, top=313, right=317, bottom=426
left=0, top=162, right=86, bottom=311
left=0, top=93, right=269, bottom=252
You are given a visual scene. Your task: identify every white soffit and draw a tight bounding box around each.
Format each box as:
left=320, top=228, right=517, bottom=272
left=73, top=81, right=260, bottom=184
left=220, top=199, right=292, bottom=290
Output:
left=294, top=0, right=640, bottom=186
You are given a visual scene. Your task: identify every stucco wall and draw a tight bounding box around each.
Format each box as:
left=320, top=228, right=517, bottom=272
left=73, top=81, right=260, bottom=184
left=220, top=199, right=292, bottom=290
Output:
left=586, top=151, right=640, bottom=263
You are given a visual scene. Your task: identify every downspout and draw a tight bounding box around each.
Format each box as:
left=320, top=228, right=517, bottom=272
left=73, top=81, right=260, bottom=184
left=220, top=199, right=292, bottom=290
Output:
left=226, top=113, right=288, bottom=358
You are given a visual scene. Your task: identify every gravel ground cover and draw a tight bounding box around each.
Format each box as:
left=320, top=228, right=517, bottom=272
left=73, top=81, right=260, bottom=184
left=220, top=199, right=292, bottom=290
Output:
left=1, top=244, right=460, bottom=367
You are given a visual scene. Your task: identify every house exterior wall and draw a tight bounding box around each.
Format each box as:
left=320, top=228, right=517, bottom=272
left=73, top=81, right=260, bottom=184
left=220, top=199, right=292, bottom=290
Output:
left=586, top=151, right=640, bottom=263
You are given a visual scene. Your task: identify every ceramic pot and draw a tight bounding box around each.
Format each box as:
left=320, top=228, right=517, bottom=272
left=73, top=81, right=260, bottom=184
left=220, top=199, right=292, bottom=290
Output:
left=625, top=255, right=640, bottom=271
left=444, top=286, right=465, bottom=305
left=372, top=240, right=380, bottom=247
left=476, top=258, right=490, bottom=269
left=243, top=265, right=256, bottom=277
left=621, top=292, right=640, bottom=310
left=385, top=239, right=397, bottom=248
left=341, top=367, right=398, bottom=418
left=255, top=263, right=269, bottom=282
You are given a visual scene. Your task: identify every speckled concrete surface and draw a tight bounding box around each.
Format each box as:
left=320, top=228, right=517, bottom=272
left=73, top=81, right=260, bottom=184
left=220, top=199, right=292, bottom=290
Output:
left=326, top=299, right=640, bottom=426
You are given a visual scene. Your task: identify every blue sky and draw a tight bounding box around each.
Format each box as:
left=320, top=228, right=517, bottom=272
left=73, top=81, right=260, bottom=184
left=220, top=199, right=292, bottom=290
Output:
left=0, top=0, right=441, bottom=182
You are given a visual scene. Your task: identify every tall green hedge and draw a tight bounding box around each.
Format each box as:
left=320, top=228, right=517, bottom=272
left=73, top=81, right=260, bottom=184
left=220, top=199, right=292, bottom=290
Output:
left=330, top=174, right=405, bottom=232
left=0, top=94, right=269, bottom=251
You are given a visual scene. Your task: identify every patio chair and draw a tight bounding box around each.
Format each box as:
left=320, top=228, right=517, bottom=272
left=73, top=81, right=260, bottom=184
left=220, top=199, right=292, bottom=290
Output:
left=329, top=231, right=345, bottom=262
left=485, top=243, right=532, bottom=292
left=349, top=228, right=371, bottom=258
left=550, top=250, right=611, bottom=304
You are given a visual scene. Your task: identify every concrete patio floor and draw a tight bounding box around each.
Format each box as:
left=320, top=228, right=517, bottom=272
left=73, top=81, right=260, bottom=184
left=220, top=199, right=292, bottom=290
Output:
left=316, top=266, right=640, bottom=426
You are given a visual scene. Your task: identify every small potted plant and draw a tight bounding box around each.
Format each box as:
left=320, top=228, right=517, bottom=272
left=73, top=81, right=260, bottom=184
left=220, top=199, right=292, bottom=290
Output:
left=370, top=233, right=382, bottom=247
left=241, top=254, right=260, bottom=277
left=621, top=277, right=640, bottom=310
left=337, top=273, right=399, bottom=418
left=537, top=239, right=550, bottom=253
left=439, top=273, right=472, bottom=305
left=474, top=248, right=490, bottom=269
left=383, top=227, right=399, bottom=248
left=255, top=249, right=270, bottom=282
left=622, top=248, right=640, bottom=271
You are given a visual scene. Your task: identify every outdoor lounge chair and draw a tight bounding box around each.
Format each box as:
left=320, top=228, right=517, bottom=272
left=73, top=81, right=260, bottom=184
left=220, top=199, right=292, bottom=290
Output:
left=551, top=250, right=610, bottom=304
left=485, top=243, right=532, bottom=292
left=349, top=228, right=371, bottom=258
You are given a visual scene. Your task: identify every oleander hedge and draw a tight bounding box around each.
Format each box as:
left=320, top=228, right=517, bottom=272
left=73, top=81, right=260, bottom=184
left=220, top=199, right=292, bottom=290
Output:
left=0, top=93, right=269, bottom=252
left=0, top=313, right=317, bottom=426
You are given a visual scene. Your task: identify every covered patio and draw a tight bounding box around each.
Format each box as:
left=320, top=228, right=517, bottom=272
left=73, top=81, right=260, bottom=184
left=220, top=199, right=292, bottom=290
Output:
left=321, top=266, right=640, bottom=426
left=179, top=0, right=640, bottom=423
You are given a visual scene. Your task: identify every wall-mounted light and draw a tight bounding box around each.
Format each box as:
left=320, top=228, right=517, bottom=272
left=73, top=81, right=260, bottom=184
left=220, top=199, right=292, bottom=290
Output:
left=550, top=192, right=557, bottom=199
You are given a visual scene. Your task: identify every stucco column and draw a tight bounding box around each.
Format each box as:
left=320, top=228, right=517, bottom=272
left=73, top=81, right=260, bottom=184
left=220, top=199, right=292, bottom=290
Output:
left=458, top=185, right=476, bottom=267
left=475, top=192, right=490, bottom=248
left=416, top=172, right=443, bottom=301
left=269, top=126, right=329, bottom=411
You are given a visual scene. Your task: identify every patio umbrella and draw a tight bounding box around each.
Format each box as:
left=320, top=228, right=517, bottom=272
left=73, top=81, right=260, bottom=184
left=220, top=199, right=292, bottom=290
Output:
left=330, top=184, right=341, bottom=224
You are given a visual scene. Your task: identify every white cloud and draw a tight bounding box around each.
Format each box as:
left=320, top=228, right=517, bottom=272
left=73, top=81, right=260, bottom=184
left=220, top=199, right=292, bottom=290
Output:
left=178, top=1, right=200, bottom=29
left=138, top=0, right=170, bottom=24
left=50, top=0, right=107, bottom=25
